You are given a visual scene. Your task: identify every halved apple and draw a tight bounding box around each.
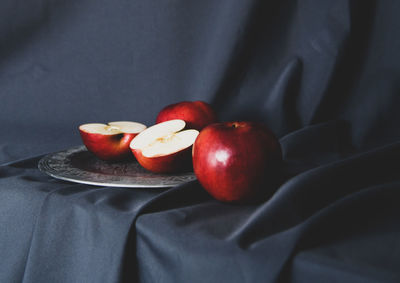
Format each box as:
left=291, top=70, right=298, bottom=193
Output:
left=79, top=121, right=146, bottom=161
left=130, top=119, right=199, bottom=173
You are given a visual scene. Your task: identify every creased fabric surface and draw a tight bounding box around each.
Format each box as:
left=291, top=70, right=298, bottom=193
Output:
left=1, top=0, right=399, bottom=282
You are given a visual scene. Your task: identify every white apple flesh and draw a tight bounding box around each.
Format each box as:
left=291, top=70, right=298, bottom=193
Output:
left=79, top=121, right=146, bottom=161
left=130, top=119, right=199, bottom=173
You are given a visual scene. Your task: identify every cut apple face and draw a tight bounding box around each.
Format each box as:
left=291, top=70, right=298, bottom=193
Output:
left=80, top=121, right=146, bottom=135
left=79, top=121, right=146, bottom=161
left=130, top=119, right=199, bottom=173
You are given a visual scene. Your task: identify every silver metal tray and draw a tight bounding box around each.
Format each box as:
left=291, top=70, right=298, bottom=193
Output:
left=38, top=146, right=196, bottom=188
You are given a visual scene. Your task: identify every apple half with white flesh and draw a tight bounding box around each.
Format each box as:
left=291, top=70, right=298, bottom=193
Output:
left=79, top=121, right=146, bottom=161
left=130, top=119, right=199, bottom=173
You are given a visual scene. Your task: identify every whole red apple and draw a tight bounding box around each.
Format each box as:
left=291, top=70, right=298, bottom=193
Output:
left=192, top=122, right=282, bottom=203
left=156, top=101, right=217, bottom=131
left=79, top=121, right=146, bottom=161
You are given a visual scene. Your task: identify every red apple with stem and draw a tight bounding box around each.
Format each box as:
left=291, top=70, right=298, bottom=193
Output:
left=130, top=119, right=199, bottom=173
left=192, top=121, right=282, bottom=203
left=79, top=121, right=146, bottom=161
left=156, top=101, right=217, bottom=131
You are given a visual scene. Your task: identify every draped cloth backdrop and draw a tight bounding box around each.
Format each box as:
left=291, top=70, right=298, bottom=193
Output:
left=0, top=1, right=399, bottom=282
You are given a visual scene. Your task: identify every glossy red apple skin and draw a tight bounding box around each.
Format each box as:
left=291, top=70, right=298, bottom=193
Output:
left=79, top=130, right=138, bottom=162
left=192, top=122, right=282, bottom=203
left=156, top=101, right=217, bottom=131
left=131, top=146, right=193, bottom=173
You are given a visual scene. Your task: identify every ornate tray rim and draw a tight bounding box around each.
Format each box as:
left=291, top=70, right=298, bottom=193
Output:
left=38, top=146, right=196, bottom=188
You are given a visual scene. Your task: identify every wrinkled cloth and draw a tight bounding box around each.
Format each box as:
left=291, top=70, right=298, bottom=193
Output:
left=1, top=0, right=399, bottom=282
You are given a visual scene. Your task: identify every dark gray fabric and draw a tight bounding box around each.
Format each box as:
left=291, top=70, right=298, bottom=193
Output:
left=1, top=0, right=399, bottom=282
